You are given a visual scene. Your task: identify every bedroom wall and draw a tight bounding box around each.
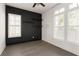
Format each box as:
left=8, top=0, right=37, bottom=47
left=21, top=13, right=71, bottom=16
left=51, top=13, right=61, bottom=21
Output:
left=0, top=3, right=6, bottom=55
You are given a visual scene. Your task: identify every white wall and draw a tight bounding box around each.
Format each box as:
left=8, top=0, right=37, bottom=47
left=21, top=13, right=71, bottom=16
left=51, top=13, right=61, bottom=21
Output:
left=0, top=3, right=6, bottom=55
left=42, top=4, right=79, bottom=55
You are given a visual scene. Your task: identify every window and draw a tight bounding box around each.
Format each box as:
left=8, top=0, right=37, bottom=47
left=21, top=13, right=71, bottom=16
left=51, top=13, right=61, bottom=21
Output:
left=68, top=3, right=79, bottom=43
left=8, top=13, right=21, bottom=38
left=54, top=8, right=65, bottom=40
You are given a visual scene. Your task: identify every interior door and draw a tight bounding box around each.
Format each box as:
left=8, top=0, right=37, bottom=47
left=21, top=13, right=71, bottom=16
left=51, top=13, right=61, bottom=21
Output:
left=7, top=13, right=22, bottom=45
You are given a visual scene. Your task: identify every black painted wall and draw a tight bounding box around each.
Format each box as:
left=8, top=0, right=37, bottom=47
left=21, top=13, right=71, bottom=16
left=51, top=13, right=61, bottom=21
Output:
left=6, top=5, right=42, bottom=45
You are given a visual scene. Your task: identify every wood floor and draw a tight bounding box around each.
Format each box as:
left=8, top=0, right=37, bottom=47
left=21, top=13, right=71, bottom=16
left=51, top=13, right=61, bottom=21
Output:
left=1, top=40, right=76, bottom=56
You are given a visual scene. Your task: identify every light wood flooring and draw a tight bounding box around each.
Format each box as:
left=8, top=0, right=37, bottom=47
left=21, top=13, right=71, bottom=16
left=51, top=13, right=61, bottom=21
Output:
left=1, top=40, right=76, bottom=56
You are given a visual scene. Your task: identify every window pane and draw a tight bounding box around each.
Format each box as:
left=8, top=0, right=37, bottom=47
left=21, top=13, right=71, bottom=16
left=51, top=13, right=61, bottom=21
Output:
left=8, top=26, right=16, bottom=38
left=8, top=14, right=16, bottom=26
left=68, top=9, right=79, bottom=26
left=54, top=14, right=64, bottom=26
left=67, top=26, right=79, bottom=43
left=15, top=27, right=21, bottom=36
left=53, top=27, right=64, bottom=40
left=15, top=14, right=21, bottom=25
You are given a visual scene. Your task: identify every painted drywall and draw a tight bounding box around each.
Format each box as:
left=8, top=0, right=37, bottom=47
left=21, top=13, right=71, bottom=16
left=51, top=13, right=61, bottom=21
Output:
left=42, top=4, right=79, bottom=55
left=0, top=3, right=5, bottom=55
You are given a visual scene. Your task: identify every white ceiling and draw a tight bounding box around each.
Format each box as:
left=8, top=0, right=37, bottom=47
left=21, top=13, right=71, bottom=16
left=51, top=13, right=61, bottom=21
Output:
left=6, top=3, right=57, bottom=14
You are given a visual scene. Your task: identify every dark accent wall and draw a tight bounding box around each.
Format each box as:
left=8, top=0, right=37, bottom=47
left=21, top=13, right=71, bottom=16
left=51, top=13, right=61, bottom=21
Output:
left=6, top=5, right=42, bottom=45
